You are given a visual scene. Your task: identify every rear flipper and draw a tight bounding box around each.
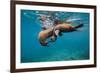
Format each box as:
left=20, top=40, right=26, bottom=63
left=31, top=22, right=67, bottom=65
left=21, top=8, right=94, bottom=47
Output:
left=74, top=24, right=84, bottom=29
left=67, top=23, right=84, bottom=32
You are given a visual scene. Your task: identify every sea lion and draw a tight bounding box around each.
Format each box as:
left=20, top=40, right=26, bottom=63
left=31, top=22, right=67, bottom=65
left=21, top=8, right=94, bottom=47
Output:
left=38, top=23, right=83, bottom=46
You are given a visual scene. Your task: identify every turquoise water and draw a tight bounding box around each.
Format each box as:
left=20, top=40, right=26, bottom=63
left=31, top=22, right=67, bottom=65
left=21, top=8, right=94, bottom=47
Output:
left=21, top=10, right=90, bottom=63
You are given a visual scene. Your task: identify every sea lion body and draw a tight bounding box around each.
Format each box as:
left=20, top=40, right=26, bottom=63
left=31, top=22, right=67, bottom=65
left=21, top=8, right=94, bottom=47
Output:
left=38, top=23, right=83, bottom=46
left=55, top=23, right=74, bottom=31
left=38, top=23, right=74, bottom=46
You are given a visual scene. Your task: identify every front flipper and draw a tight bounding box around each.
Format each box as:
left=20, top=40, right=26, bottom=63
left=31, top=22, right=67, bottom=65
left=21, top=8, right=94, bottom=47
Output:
left=40, top=41, right=48, bottom=46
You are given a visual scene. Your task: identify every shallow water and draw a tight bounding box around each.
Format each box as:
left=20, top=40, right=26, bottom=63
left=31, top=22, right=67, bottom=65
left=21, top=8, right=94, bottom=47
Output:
left=21, top=10, right=90, bottom=63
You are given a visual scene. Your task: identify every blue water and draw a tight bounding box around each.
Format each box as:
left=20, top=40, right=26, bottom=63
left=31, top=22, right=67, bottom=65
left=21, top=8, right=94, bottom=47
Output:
left=21, top=10, right=90, bottom=63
